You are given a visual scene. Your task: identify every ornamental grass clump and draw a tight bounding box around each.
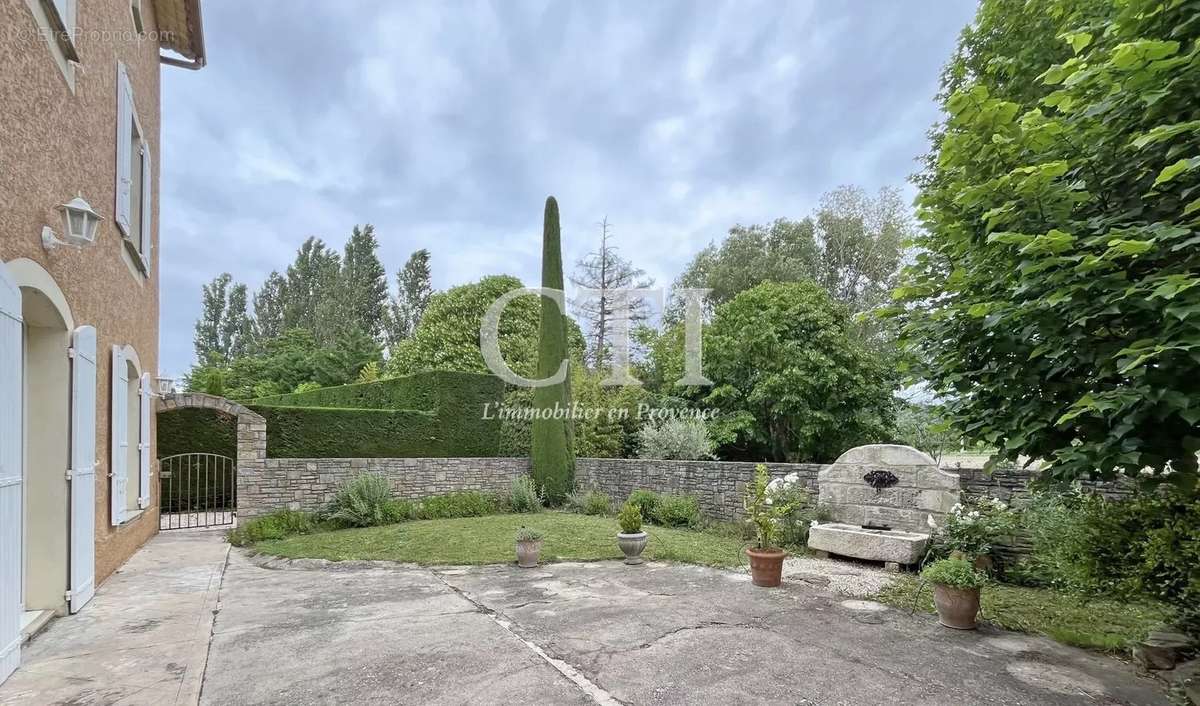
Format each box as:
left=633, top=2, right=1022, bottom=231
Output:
left=507, top=476, right=544, bottom=513
left=327, top=474, right=396, bottom=528
left=566, top=489, right=611, bottom=516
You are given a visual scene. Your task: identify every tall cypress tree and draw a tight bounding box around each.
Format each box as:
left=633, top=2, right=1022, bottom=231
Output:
left=531, top=196, right=575, bottom=502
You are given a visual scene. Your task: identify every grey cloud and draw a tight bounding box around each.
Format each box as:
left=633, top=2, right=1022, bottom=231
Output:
left=157, top=0, right=977, bottom=375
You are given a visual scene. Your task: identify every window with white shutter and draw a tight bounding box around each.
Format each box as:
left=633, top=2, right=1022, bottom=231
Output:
left=110, top=346, right=127, bottom=525
left=70, top=326, right=97, bottom=613
left=115, top=63, right=133, bottom=236
left=114, top=62, right=152, bottom=276
left=138, top=373, right=151, bottom=509
left=139, top=143, right=152, bottom=274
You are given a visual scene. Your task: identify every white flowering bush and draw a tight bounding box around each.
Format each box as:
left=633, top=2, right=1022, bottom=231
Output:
left=744, top=465, right=816, bottom=549
left=931, top=497, right=1017, bottom=559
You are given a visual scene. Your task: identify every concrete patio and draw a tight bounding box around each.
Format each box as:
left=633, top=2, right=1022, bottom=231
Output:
left=0, top=530, right=1168, bottom=705
left=0, top=530, right=228, bottom=705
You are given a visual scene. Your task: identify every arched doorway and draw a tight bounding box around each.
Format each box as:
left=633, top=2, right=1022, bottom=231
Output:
left=0, top=259, right=98, bottom=686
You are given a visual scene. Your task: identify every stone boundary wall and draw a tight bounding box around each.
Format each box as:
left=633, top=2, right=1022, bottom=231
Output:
left=237, top=457, right=531, bottom=519
left=575, top=458, right=825, bottom=522
left=954, top=464, right=1136, bottom=506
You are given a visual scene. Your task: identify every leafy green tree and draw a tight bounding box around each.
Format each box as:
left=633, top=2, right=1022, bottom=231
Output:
left=316, top=326, right=382, bottom=386
left=225, top=328, right=326, bottom=399
left=386, top=248, right=433, bottom=350
left=253, top=271, right=287, bottom=343
left=340, top=224, right=389, bottom=341
left=388, top=275, right=536, bottom=377
left=670, top=219, right=818, bottom=320
left=890, top=0, right=1200, bottom=485
left=194, top=273, right=230, bottom=364
left=387, top=274, right=583, bottom=378
left=194, top=273, right=252, bottom=365
left=668, top=187, right=911, bottom=322
left=532, top=196, right=575, bottom=502
left=222, top=282, right=254, bottom=361
left=704, top=281, right=897, bottom=462
left=282, top=237, right=343, bottom=343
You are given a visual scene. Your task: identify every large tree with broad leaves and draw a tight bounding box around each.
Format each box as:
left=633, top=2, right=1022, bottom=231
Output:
left=889, top=0, right=1200, bottom=487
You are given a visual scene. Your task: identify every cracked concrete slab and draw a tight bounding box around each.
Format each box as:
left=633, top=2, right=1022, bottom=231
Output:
left=0, top=529, right=229, bottom=706
left=1, top=531, right=1169, bottom=705
left=439, top=561, right=1167, bottom=706
left=200, top=550, right=590, bottom=705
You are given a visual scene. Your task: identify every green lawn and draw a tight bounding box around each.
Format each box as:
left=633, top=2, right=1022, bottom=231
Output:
left=254, top=512, right=749, bottom=567
left=875, top=574, right=1172, bottom=652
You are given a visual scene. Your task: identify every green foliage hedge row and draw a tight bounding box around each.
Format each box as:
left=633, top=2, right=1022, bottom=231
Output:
left=159, top=370, right=508, bottom=459
left=246, top=405, right=445, bottom=458
left=157, top=407, right=237, bottom=459
left=248, top=370, right=505, bottom=458
left=247, top=370, right=502, bottom=414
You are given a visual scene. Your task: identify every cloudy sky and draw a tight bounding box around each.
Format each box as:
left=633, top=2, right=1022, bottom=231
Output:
left=159, top=0, right=978, bottom=376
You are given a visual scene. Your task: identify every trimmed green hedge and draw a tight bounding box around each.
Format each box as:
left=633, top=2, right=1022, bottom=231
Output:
left=247, top=370, right=502, bottom=415
left=157, top=407, right=237, bottom=459
left=159, top=371, right=507, bottom=460
left=246, top=371, right=505, bottom=457
left=246, top=405, right=442, bottom=458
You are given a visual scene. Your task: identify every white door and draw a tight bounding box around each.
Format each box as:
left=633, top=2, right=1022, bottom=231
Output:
left=69, top=326, right=96, bottom=613
left=0, top=264, right=23, bottom=684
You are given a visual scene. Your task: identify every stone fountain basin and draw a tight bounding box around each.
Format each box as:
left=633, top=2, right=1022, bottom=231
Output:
left=807, top=523, right=929, bottom=565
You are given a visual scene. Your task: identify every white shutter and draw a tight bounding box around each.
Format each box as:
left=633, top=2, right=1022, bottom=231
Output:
left=139, top=143, right=152, bottom=273
left=110, top=346, right=127, bottom=525
left=115, top=63, right=133, bottom=236
left=0, top=264, right=23, bottom=684
left=138, top=372, right=151, bottom=509
left=69, top=326, right=97, bottom=613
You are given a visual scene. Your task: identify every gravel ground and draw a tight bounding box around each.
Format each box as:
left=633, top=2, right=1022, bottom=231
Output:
left=776, top=554, right=896, bottom=597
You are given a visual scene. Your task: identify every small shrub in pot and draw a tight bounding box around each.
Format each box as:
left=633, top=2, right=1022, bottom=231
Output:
left=922, top=558, right=987, bottom=630
left=743, top=465, right=803, bottom=587
left=616, top=502, right=648, bottom=565
left=515, top=526, right=544, bottom=568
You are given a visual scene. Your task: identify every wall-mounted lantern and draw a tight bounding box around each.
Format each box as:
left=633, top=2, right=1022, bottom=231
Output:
left=42, top=194, right=103, bottom=250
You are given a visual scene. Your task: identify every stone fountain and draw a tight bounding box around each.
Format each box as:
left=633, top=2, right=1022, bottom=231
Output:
left=807, top=444, right=960, bottom=568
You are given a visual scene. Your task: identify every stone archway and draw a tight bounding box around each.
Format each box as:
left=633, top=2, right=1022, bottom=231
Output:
left=156, top=393, right=266, bottom=528
left=156, top=392, right=266, bottom=469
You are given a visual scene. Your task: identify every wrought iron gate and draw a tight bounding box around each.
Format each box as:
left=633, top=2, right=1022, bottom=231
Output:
left=159, top=453, right=236, bottom=530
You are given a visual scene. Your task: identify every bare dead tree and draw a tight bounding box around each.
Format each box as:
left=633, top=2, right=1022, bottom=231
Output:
left=569, top=217, right=654, bottom=369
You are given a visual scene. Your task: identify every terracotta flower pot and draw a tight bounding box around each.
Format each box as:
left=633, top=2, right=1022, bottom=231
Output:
left=515, top=540, right=542, bottom=568
left=932, top=584, right=980, bottom=630
left=617, top=532, right=648, bottom=565
left=746, top=547, right=787, bottom=587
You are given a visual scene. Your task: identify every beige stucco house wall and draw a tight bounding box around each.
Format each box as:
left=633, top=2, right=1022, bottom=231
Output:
left=0, top=0, right=205, bottom=607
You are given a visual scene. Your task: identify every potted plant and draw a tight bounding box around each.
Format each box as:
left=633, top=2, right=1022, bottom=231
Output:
left=616, top=502, right=648, bottom=565
left=743, top=464, right=801, bottom=587
left=515, top=527, right=543, bottom=568
left=922, top=557, right=987, bottom=630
